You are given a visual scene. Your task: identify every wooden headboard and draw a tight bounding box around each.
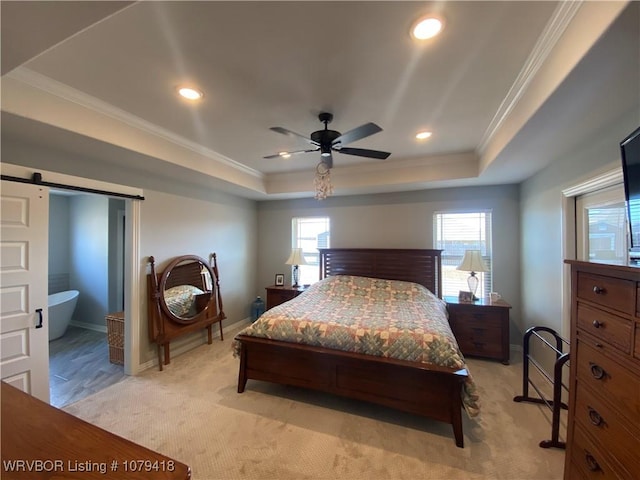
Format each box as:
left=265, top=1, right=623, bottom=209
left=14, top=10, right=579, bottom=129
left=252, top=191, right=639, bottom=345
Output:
left=164, top=260, right=206, bottom=290
left=319, top=248, right=442, bottom=298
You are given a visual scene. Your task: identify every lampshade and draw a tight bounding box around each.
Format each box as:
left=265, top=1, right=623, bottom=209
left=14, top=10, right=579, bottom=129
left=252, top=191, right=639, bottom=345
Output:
left=285, top=248, right=308, bottom=266
left=456, top=250, right=488, bottom=273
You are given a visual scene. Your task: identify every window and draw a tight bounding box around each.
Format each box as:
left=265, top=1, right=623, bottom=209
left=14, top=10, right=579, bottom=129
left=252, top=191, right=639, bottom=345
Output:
left=576, top=185, right=628, bottom=265
left=434, top=211, right=492, bottom=298
left=292, top=216, right=330, bottom=285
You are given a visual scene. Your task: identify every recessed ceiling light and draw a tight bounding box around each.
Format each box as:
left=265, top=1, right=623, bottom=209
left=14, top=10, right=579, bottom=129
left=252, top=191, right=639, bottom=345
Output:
left=411, top=16, right=444, bottom=40
left=416, top=131, right=433, bottom=140
left=177, top=87, right=203, bottom=100
left=279, top=152, right=291, bottom=158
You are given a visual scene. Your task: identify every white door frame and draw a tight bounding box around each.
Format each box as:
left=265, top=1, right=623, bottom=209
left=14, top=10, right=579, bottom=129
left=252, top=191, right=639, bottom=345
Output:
left=1, top=163, right=143, bottom=376
left=561, top=166, right=623, bottom=339
left=116, top=209, right=126, bottom=311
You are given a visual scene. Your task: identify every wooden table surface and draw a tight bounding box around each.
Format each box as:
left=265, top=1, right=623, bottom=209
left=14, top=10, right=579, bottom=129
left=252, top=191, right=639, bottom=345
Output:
left=1, top=382, right=190, bottom=479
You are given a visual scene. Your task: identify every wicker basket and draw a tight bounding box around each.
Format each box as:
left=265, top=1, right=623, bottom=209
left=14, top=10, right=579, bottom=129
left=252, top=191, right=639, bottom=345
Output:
left=106, top=311, right=124, bottom=365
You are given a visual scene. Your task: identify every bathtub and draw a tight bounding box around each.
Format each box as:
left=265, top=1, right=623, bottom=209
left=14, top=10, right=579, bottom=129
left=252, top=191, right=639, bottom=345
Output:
left=48, top=290, right=79, bottom=341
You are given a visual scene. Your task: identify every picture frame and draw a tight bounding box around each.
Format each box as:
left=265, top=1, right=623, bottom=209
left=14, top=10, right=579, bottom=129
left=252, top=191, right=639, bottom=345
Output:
left=458, top=290, right=473, bottom=302
left=275, top=273, right=285, bottom=286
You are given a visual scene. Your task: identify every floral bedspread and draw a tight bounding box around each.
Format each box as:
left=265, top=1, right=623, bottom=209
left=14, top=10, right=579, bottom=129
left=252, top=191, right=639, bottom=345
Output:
left=164, top=284, right=203, bottom=317
left=233, top=275, right=479, bottom=416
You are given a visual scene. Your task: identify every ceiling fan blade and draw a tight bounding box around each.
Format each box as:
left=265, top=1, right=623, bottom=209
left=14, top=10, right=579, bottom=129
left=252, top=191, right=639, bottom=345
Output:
left=263, top=148, right=319, bottom=159
left=337, top=147, right=391, bottom=160
left=270, top=127, right=319, bottom=146
left=333, top=122, right=382, bottom=146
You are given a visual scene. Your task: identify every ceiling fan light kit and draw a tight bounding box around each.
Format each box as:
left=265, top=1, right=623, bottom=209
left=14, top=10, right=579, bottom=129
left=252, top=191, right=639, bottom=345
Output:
left=265, top=112, right=391, bottom=200
left=314, top=161, right=333, bottom=200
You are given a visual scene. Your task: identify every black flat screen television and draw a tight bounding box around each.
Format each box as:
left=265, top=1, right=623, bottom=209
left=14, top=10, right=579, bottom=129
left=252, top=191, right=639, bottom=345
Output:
left=620, top=126, right=640, bottom=254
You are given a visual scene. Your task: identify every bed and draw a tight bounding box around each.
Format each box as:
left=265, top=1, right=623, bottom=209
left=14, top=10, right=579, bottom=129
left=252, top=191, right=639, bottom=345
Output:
left=233, top=248, right=478, bottom=447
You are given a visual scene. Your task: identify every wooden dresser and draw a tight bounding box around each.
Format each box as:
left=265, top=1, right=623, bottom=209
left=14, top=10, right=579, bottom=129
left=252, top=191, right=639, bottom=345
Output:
left=445, top=296, right=511, bottom=364
left=564, top=261, right=640, bottom=479
left=1, top=382, right=191, bottom=479
left=265, top=285, right=306, bottom=310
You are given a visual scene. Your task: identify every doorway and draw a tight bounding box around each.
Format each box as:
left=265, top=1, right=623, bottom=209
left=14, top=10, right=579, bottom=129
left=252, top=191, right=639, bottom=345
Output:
left=48, top=191, right=127, bottom=407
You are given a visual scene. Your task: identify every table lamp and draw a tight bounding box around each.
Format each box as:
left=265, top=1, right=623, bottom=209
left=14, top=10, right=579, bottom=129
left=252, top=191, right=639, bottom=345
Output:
left=285, top=248, right=308, bottom=287
left=456, top=250, right=488, bottom=300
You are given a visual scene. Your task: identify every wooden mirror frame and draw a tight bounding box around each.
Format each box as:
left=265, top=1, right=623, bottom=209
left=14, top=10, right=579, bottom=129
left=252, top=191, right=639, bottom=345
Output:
left=157, top=255, right=214, bottom=324
left=148, top=254, right=226, bottom=371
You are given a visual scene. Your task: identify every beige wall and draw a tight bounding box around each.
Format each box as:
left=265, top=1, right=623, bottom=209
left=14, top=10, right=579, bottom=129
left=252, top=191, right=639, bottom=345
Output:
left=257, top=184, right=523, bottom=343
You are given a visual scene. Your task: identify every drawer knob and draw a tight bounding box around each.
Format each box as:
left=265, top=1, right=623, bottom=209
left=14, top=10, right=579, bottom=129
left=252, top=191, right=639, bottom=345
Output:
left=587, top=406, right=604, bottom=427
left=584, top=452, right=601, bottom=472
left=589, top=362, right=606, bottom=380
left=592, top=285, right=605, bottom=295
left=592, top=320, right=603, bottom=328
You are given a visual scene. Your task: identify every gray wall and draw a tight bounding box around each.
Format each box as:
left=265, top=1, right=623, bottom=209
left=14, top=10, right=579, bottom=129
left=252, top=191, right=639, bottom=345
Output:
left=49, top=193, right=124, bottom=327
left=520, top=111, right=638, bottom=342
left=138, top=189, right=257, bottom=365
left=48, top=194, right=71, bottom=293
left=4, top=139, right=259, bottom=367
left=257, top=184, right=523, bottom=343
left=69, top=195, right=110, bottom=326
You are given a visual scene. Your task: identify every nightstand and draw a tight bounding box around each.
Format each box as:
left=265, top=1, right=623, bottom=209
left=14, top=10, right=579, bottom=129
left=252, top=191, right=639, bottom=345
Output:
left=265, top=285, right=306, bottom=310
left=445, top=295, right=511, bottom=364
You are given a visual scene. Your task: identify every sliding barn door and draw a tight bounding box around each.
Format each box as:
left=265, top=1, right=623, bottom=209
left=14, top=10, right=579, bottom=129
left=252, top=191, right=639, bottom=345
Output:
left=0, top=181, right=50, bottom=402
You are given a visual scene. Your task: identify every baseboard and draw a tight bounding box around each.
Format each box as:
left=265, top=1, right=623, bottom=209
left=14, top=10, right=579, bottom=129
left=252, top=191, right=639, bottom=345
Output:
left=69, top=320, right=108, bottom=333
left=138, top=318, right=252, bottom=372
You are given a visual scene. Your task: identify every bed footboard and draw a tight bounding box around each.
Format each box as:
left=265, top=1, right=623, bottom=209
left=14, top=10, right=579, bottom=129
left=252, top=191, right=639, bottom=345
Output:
left=236, top=335, right=467, bottom=447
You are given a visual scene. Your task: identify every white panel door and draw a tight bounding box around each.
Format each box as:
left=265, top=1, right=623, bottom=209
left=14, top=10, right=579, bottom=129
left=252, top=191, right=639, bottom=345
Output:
left=0, top=181, right=50, bottom=402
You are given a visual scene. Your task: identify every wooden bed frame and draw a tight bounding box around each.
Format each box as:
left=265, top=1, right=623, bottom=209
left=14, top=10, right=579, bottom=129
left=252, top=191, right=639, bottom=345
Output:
left=235, top=248, right=468, bottom=447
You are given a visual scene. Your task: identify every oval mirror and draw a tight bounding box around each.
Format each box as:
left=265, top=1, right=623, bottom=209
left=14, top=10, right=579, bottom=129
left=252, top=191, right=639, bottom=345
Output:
left=158, top=255, right=214, bottom=324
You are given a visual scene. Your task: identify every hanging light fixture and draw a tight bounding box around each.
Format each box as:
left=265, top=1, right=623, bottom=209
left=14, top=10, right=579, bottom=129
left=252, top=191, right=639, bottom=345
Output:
left=314, top=161, right=334, bottom=200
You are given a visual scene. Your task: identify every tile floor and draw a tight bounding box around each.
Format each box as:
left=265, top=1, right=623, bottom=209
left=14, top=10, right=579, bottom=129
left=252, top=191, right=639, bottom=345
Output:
left=49, top=326, right=125, bottom=407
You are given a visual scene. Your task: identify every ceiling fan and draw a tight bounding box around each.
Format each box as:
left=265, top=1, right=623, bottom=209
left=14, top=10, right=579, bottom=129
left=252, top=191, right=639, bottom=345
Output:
left=264, top=112, right=391, bottom=168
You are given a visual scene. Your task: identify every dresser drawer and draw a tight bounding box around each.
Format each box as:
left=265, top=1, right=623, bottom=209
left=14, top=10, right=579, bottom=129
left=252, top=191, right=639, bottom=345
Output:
left=577, top=303, right=632, bottom=353
left=451, top=310, right=503, bottom=326
left=455, top=336, right=502, bottom=358
left=576, top=340, right=640, bottom=427
left=575, top=384, right=640, bottom=477
left=265, top=286, right=305, bottom=310
left=570, top=425, right=620, bottom=480
left=577, top=272, right=636, bottom=315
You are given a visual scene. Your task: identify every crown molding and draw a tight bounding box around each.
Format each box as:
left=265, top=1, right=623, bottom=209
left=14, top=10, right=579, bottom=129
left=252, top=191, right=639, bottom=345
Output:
left=562, top=166, right=623, bottom=198
left=478, top=0, right=582, bottom=154
left=7, top=67, right=263, bottom=179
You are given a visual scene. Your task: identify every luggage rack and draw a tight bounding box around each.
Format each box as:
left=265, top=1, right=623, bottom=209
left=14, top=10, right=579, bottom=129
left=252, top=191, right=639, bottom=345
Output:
left=513, top=326, right=570, bottom=449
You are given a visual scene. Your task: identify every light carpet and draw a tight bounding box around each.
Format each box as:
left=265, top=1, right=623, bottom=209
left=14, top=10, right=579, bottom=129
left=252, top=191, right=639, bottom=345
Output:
left=64, top=328, right=565, bottom=480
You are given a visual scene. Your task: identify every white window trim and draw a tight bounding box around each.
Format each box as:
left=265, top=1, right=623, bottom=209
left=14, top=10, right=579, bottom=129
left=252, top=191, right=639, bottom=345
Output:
left=561, top=165, right=623, bottom=339
left=434, top=209, right=493, bottom=298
